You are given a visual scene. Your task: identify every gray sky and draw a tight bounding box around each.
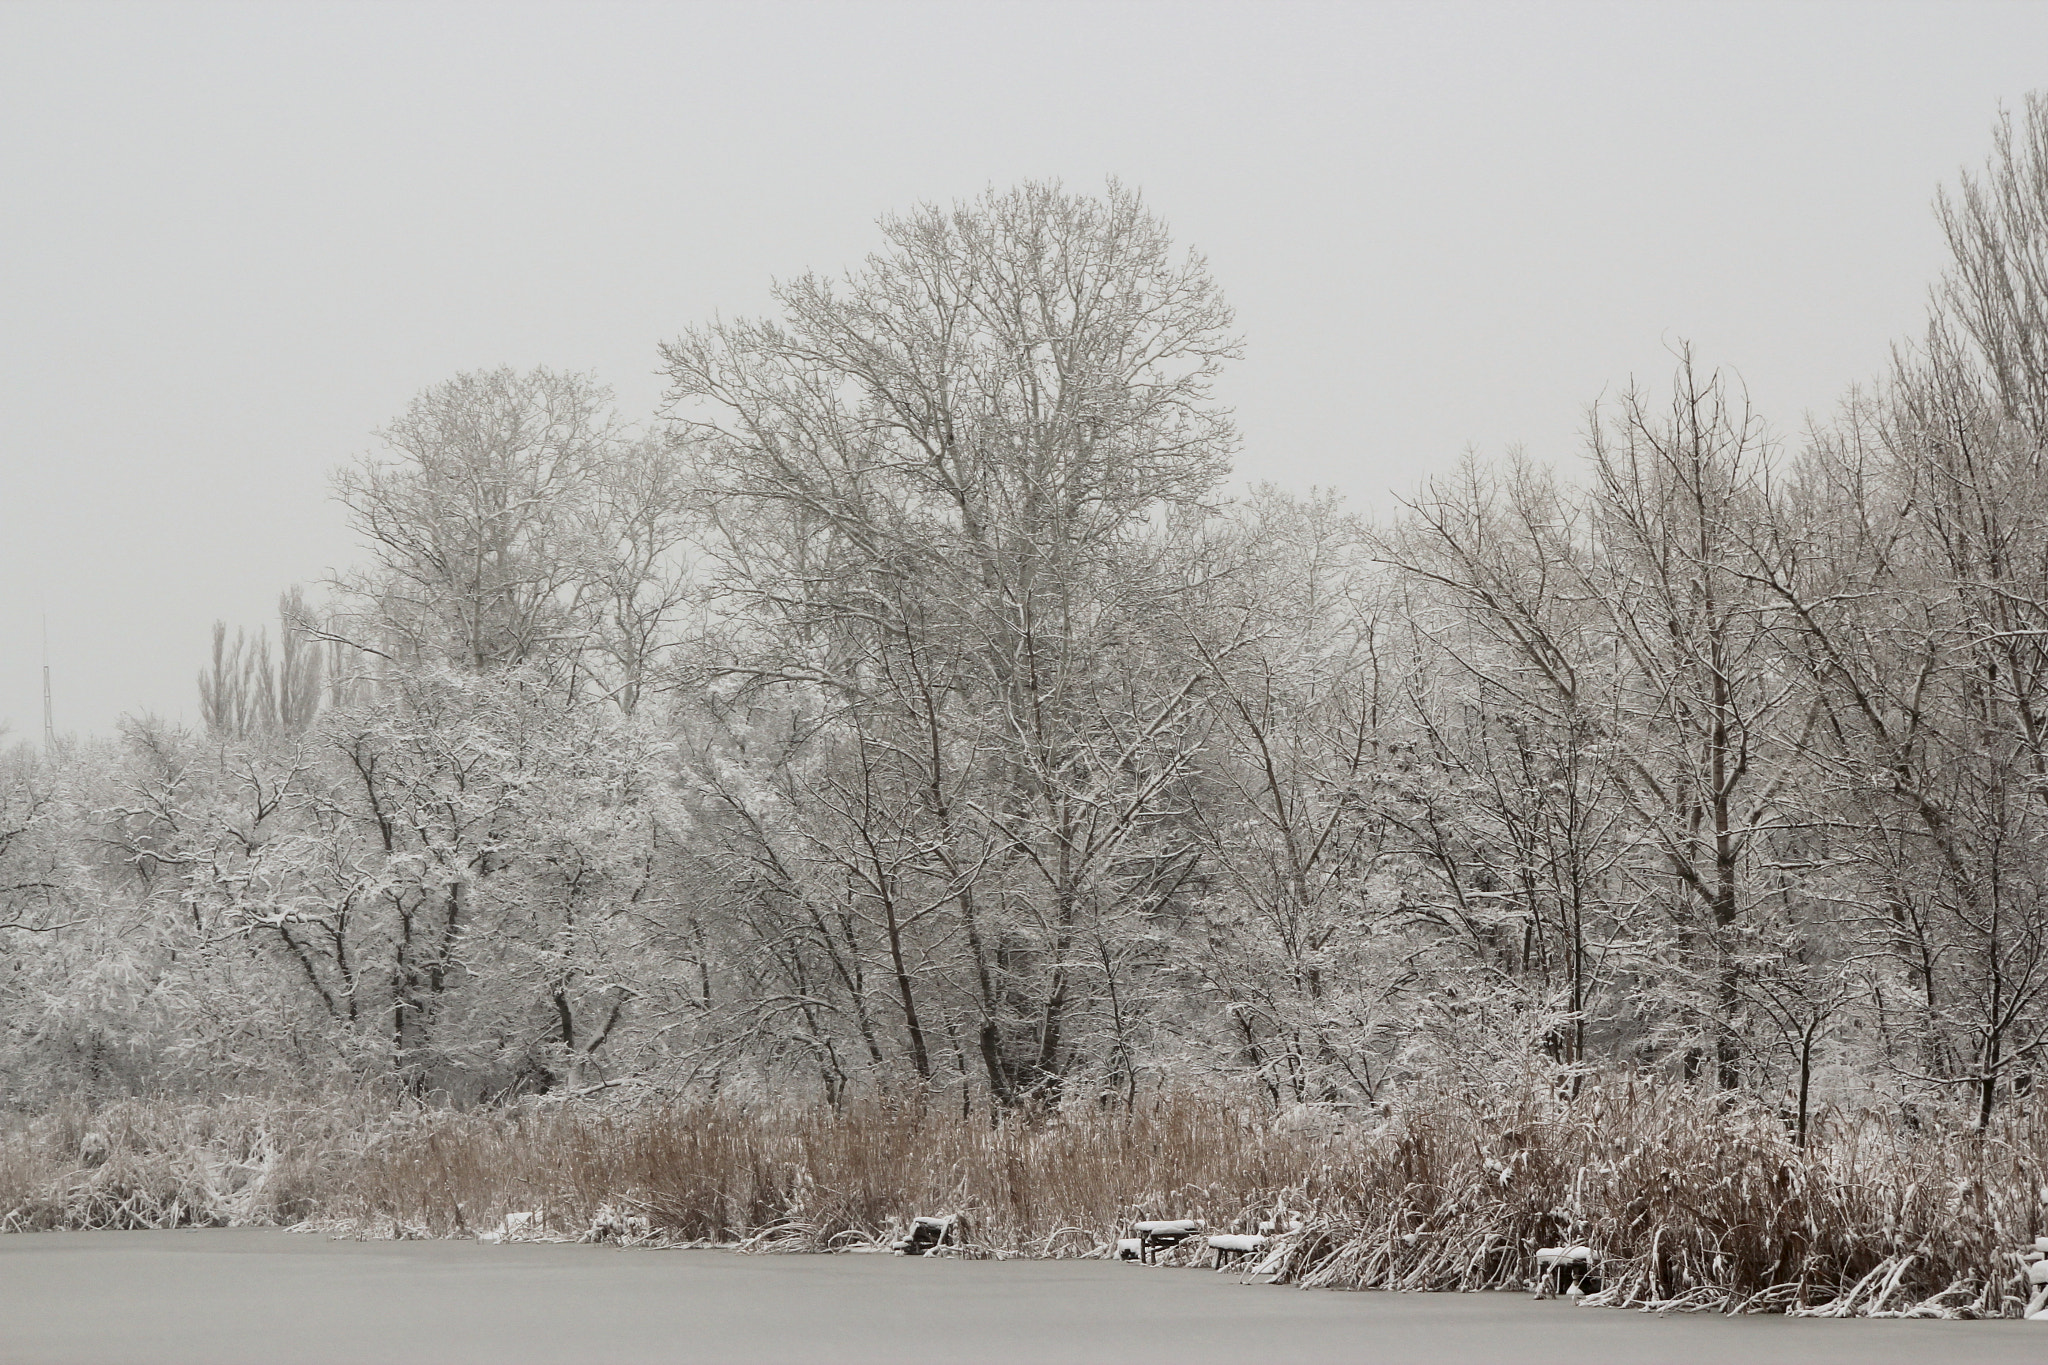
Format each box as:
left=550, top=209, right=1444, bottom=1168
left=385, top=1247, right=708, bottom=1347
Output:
left=3, top=0, right=2044, bottom=739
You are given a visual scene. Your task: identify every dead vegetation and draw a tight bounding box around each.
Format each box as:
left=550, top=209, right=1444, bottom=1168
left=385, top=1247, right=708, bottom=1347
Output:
left=1267, top=1079, right=2048, bottom=1318
left=0, top=1092, right=378, bottom=1232
left=5, top=1078, right=2047, bottom=1316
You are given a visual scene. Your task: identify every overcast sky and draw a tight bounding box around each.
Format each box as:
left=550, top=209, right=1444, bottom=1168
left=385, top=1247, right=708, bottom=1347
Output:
left=3, top=0, right=2045, bottom=739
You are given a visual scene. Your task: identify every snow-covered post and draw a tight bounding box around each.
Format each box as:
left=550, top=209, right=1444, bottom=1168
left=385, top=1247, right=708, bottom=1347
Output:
left=2015, top=1236, right=2048, bottom=1318
left=1205, top=1233, right=1268, bottom=1270
left=1533, top=1245, right=1597, bottom=1299
left=1131, top=1219, right=1201, bottom=1264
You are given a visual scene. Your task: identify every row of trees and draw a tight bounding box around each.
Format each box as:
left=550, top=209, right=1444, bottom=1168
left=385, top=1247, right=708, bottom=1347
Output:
left=8, top=105, right=2048, bottom=1126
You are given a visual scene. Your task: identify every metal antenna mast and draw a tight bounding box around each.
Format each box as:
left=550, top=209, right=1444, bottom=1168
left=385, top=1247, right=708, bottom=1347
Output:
left=41, top=616, right=55, bottom=751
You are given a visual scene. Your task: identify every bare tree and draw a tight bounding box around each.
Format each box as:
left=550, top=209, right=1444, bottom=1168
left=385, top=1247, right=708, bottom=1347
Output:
left=1937, top=92, right=2048, bottom=436
left=661, top=181, right=1239, bottom=1102
left=1383, top=358, right=1803, bottom=1086
left=330, top=367, right=621, bottom=677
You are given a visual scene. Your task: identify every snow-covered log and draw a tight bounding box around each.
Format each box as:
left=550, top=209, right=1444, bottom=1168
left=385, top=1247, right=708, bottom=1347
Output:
left=891, top=1214, right=958, bottom=1256
left=478, top=1209, right=546, bottom=1244
left=585, top=1203, right=652, bottom=1244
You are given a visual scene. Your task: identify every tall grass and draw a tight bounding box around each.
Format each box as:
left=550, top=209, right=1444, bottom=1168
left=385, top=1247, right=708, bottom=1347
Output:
left=6, top=1078, right=2047, bottom=1316
left=313, top=1089, right=1319, bottom=1252
left=1267, top=1078, right=2048, bottom=1318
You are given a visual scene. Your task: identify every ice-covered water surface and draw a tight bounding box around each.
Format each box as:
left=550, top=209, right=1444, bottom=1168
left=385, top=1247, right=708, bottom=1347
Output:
left=0, top=1229, right=2039, bottom=1365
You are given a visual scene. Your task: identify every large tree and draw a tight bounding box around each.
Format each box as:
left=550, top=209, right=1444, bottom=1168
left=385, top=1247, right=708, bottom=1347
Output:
left=659, top=181, right=1240, bottom=1101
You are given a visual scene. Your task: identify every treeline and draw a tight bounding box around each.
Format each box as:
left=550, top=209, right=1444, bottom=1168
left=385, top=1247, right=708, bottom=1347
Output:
left=8, top=104, right=2048, bottom=1130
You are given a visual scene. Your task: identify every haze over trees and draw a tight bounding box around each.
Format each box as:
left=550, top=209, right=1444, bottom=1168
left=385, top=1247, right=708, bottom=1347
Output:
left=10, top=104, right=2048, bottom=1136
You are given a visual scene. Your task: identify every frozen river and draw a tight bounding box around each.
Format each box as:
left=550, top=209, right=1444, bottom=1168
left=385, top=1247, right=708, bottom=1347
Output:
left=1, top=1229, right=2043, bottom=1364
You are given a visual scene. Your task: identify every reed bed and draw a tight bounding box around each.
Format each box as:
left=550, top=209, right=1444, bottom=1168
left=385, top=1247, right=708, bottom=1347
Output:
left=1269, top=1078, right=2048, bottom=1318
left=302, top=1088, right=1323, bottom=1253
left=6, top=1078, right=2048, bottom=1316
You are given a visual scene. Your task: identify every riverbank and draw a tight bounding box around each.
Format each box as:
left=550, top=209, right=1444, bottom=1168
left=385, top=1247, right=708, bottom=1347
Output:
left=7, top=1082, right=2048, bottom=1316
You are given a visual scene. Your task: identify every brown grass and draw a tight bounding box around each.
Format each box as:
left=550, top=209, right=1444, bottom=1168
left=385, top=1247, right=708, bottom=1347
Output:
left=6, top=1078, right=2048, bottom=1316
left=308, top=1089, right=1320, bottom=1252
left=1269, top=1078, right=2048, bottom=1318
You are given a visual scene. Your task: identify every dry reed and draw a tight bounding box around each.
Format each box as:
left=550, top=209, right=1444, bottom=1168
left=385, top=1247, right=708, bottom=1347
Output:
left=306, top=1089, right=1319, bottom=1252
left=6, top=1077, right=2048, bottom=1316
left=1267, top=1077, right=2048, bottom=1318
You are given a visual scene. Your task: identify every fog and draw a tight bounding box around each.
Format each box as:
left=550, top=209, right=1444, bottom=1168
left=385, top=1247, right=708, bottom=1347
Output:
left=2, top=0, right=2044, bottom=735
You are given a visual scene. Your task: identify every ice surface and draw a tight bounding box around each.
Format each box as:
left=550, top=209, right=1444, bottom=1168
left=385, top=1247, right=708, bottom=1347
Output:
left=6, top=1231, right=2045, bottom=1365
